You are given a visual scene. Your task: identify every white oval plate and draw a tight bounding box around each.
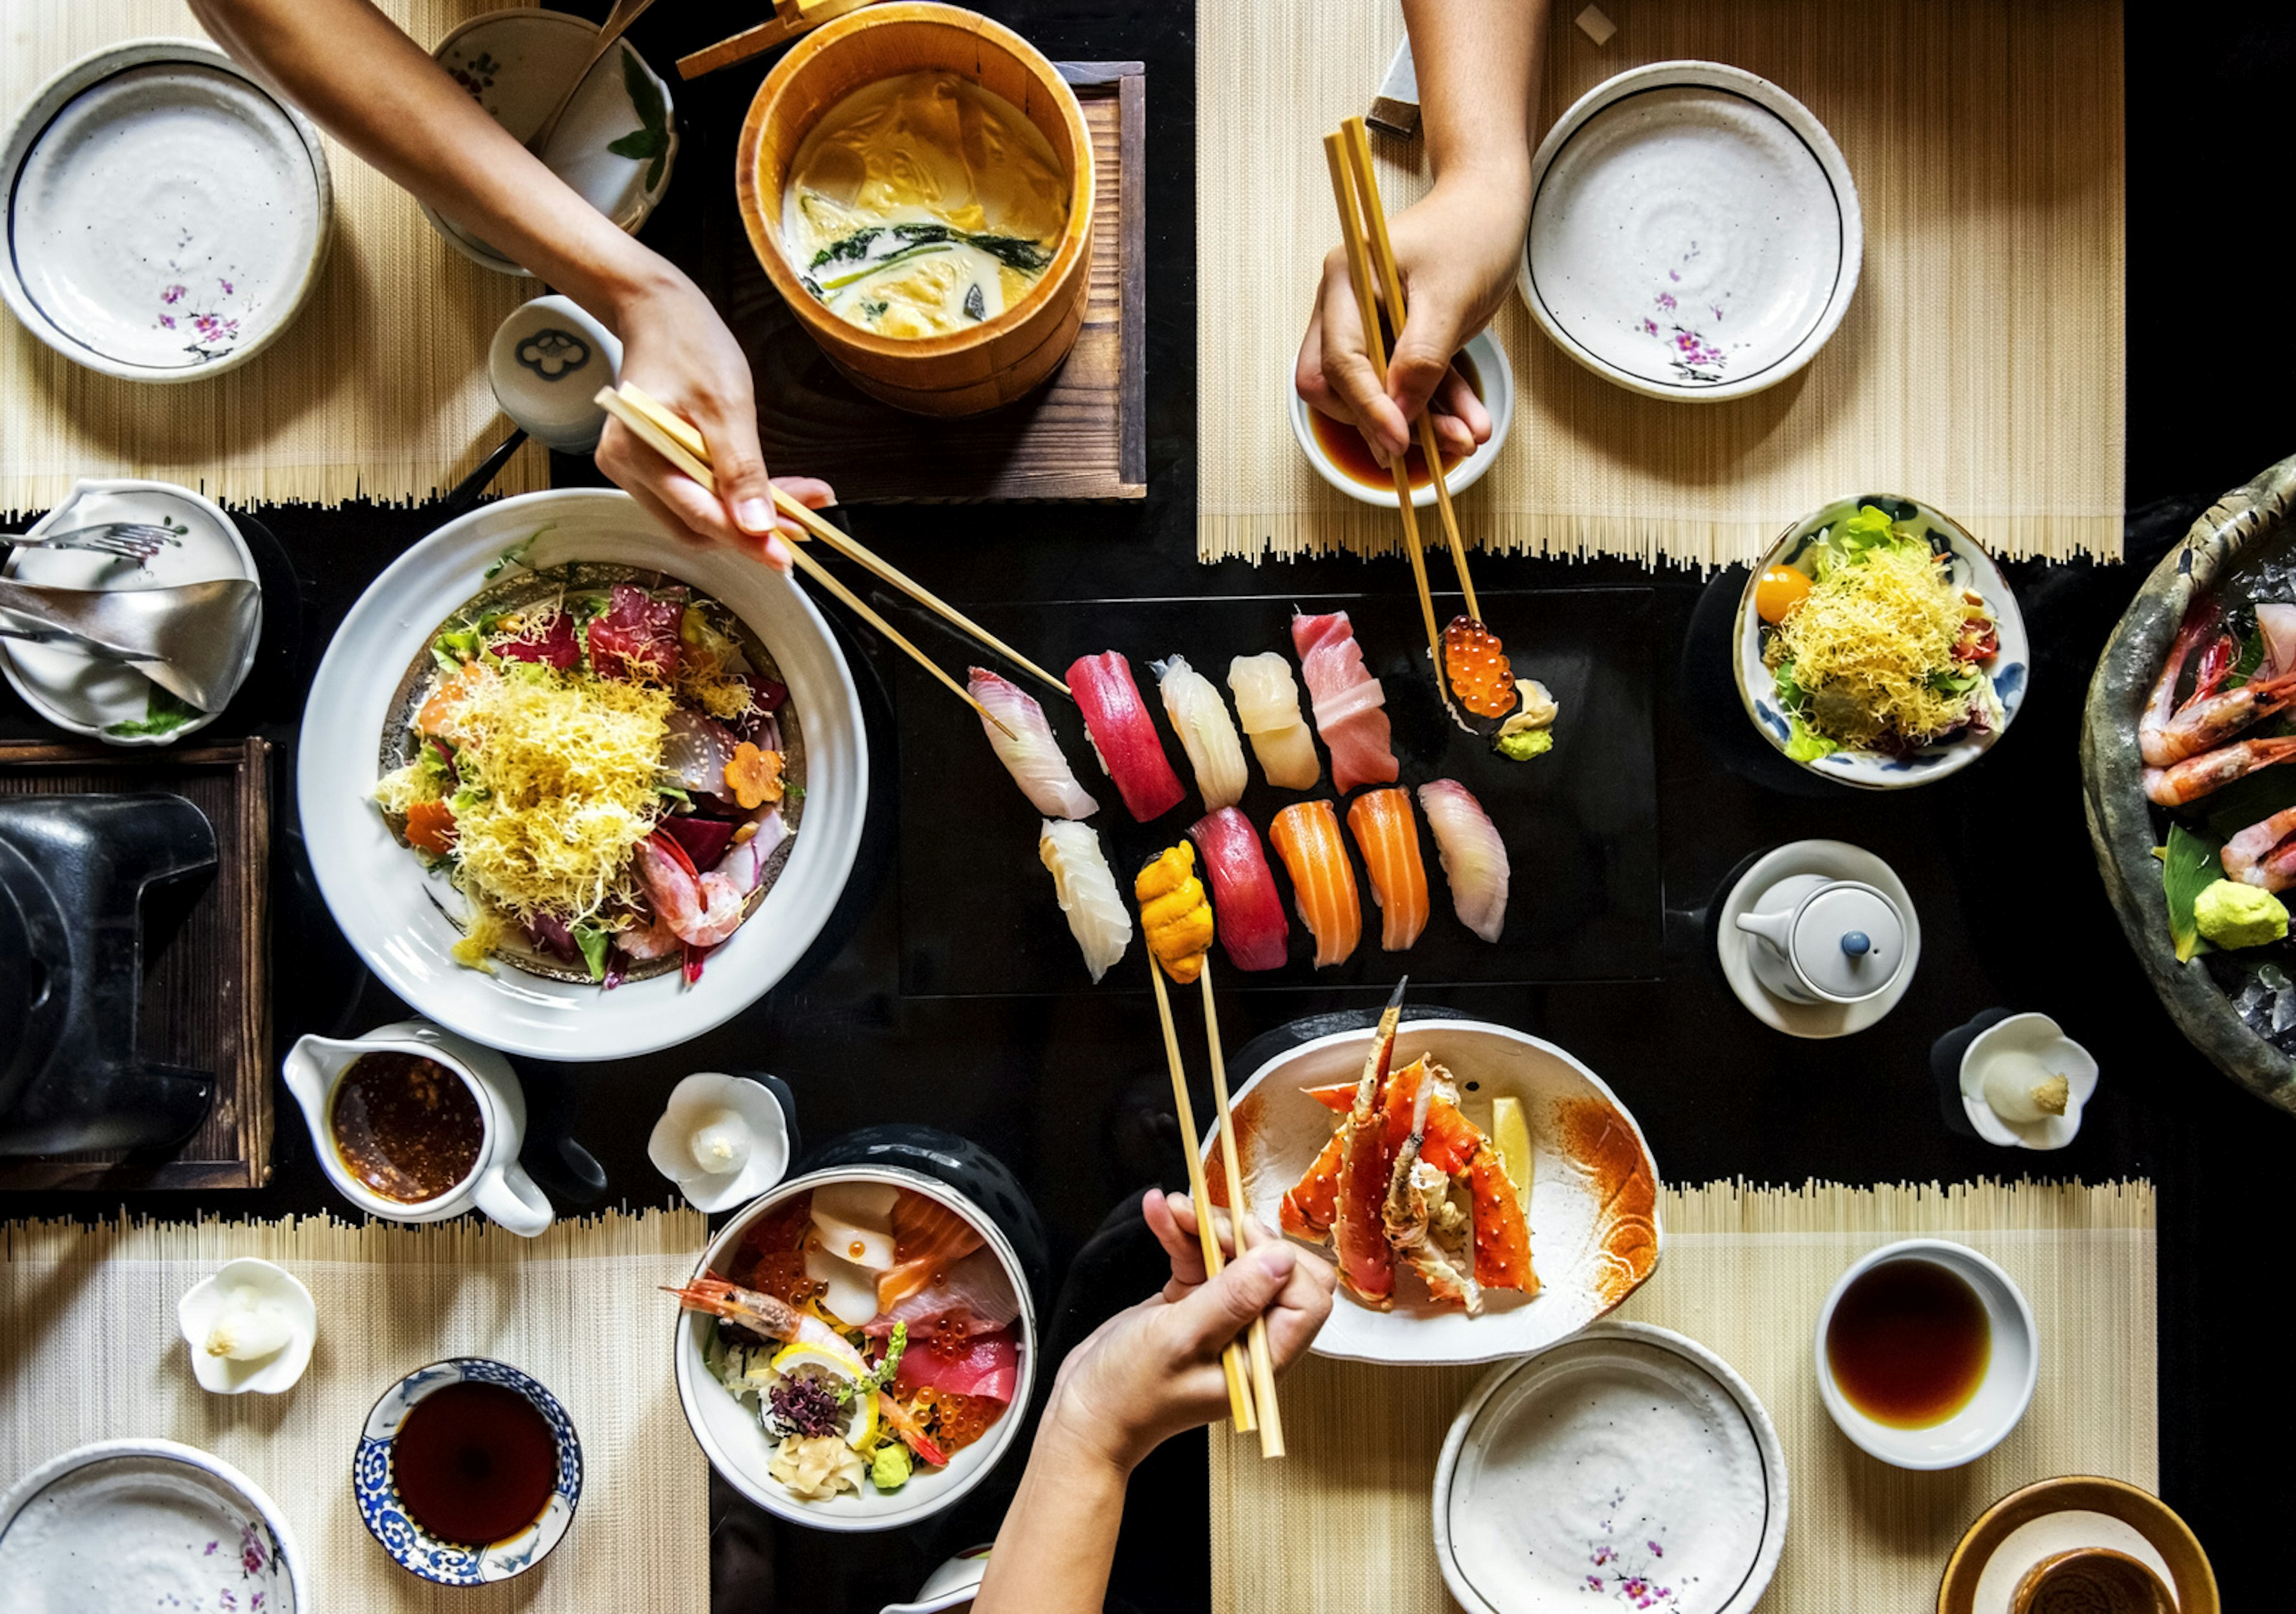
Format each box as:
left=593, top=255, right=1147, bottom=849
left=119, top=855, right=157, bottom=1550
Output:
left=1517, top=61, right=1859, bottom=401
left=1208, top=1019, right=1662, bottom=1366
left=0, top=38, right=330, bottom=381
left=1733, top=494, right=2029, bottom=788
left=673, top=1167, right=1036, bottom=1533
left=297, top=489, right=867, bottom=1061
left=1434, top=1322, right=1787, bottom=1614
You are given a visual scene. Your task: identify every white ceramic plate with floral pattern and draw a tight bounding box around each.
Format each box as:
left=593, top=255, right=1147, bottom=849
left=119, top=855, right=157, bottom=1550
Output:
left=1516, top=61, right=1858, bottom=402
left=0, top=38, right=330, bottom=381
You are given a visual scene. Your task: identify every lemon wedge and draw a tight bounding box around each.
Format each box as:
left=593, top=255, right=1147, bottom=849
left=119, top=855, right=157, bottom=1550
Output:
left=1490, top=1097, right=1533, bottom=1217
left=770, top=1342, right=879, bottom=1450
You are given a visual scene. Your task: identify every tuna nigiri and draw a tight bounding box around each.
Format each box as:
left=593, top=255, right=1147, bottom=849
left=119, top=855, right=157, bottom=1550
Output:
left=1153, top=655, right=1249, bottom=812
left=1292, top=611, right=1399, bottom=793
left=1187, top=807, right=1290, bottom=972
left=1417, top=781, right=1509, bottom=943
left=1227, top=653, right=1322, bottom=790
left=1039, top=818, right=1132, bottom=983
left=1137, top=842, right=1215, bottom=983
left=1346, top=787, right=1430, bottom=951
left=1269, top=799, right=1362, bottom=968
left=972, top=667, right=1099, bottom=819
left=1067, top=652, right=1186, bottom=821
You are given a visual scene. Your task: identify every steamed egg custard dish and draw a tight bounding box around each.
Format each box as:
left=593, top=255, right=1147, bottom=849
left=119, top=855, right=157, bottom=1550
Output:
left=782, top=72, right=1068, bottom=338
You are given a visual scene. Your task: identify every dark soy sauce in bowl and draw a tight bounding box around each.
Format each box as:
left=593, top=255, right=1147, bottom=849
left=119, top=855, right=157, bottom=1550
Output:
left=1825, top=1257, right=1992, bottom=1428
left=1308, top=352, right=1485, bottom=491
left=392, top=1381, right=558, bottom=1544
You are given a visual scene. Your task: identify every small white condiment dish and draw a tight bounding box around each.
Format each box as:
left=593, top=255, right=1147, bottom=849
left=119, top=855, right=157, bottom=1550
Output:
left=1290, top=326, right=1513, bottom=510
left=647, top=1072, right=790, bottom=1213
left=1959, top=1013, right=2097, bottom=1151
left=1815, top=1239, right=2037, bottom=1471
left=881, top=1546, right=993, bottom=1613
left=175, top=1258, right=317, bottom=1396
left=488, top=293, right=624, bottom=452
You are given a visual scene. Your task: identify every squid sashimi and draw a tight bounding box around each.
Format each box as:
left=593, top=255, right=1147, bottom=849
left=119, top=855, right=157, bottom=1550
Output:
left=972, top=667, right=1098, bottom=819
left=1038, top=818, right=1132, bottom=983
left=1346, top=787, right=1430, bottom=951
left=1268, top=800, right=1361, bottom=968
left=1153, top=654, right=1249, bottom=812
left=1416, top=780, right=1509, bottom=944
left=1227, top=653, right=1322, bottom=790
left=1292, top=611, right=1399, bottom=793
left=1187, top=808, right=1290, bottom=972
left=1067, top=652, right=1186, bottom=821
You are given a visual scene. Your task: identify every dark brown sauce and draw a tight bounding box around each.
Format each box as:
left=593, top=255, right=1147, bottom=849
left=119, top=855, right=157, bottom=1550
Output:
left=392, top=1381, right=558, bottom=1545
left=331, top=1052, right=483, bottom=1204
left=1825, top=1257, right=1992, bottom=1427
left=1308, top=351, right=1484, bottom=490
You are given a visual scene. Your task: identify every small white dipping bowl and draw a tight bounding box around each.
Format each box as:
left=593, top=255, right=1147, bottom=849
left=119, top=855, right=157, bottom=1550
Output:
left=1815, top=1239, right=2037, bottom=1471
left=1290, top=326, right=1513, bottom=509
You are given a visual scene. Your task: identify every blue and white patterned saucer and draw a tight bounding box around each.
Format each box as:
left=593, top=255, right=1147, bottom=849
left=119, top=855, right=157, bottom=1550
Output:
left=353, top=1357, right=582, bottom=1586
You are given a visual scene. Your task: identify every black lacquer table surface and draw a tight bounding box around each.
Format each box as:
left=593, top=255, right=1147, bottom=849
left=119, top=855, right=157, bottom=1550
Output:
left=4, top=4, right=2291, bottom=1610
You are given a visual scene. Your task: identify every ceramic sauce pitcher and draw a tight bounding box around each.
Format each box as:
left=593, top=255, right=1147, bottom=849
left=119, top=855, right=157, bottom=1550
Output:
left=1733, top=876, right=1908, bottom=1005
left=282, top=1019, right=554, bottom=1237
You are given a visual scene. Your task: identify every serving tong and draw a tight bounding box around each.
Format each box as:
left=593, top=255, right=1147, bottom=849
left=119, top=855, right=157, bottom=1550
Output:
left=0, top=576, right=258, bottom=711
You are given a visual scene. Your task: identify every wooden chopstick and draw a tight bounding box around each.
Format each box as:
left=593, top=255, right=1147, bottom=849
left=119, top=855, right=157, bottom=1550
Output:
left=1339, top=118, right=1482, bottom=624
left=592, top=386, right=1015, bottom=739
left=612, top=383, right=1069, bottom=699
left=675, top=0, right=875, bottom=78
left=1199, top=961, right=1284, bottom=1459
left=1322, top=133, right=1442, bottom=680
left=1148, top=957, right=1256, bottom=1433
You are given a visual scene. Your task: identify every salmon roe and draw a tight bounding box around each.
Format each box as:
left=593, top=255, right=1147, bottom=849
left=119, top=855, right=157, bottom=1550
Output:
left=1443, top=616, right=1517, bottom=718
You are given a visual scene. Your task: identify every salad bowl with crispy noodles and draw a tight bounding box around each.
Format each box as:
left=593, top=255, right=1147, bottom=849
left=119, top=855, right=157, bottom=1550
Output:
left=299, top=490, right=866, bottom=1062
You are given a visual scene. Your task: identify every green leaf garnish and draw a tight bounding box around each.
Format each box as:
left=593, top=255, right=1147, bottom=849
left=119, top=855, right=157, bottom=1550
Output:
left=573, top=923, right=610, bottom=982
left=103, top=684, right=200, bottom=738
left=2161, top=821, right=2227, bottom=964
left=604, top=48, right=670, bottom=189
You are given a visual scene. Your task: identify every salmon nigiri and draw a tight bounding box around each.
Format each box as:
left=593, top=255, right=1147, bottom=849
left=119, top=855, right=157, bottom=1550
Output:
left=1269, top=800, right=1362, bottom=968
left=1345, top=787, right=1430, bottom=951
left=875, top=1191, right=986, bottom=1314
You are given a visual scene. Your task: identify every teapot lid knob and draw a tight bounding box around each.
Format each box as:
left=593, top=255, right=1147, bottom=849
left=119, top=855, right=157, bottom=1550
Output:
left=1841, top=931, right=1871, bottom=956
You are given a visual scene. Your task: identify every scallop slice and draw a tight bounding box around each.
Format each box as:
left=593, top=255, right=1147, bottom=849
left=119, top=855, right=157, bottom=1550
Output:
left=812, top=1181, right=899, bottom=1225
left=805, top=1245, right=883, bottom=1326
left=811, top=1208, right=896, bottom=1271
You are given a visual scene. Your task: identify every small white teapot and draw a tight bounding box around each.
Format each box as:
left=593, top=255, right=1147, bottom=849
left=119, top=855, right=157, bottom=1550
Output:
left=282, top=1019, right=554, bottom=1237
left=1733, top=875, right=1909, bottom=1005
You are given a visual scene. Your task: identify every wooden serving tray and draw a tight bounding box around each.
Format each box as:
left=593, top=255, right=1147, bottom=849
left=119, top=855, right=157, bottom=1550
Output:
left=734, top=61, right=1147, bottom=501
left=0, top=737, right=272, bottom=1191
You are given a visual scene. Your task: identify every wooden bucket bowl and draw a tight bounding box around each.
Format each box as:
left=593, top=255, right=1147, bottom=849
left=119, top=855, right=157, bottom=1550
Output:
left=736, top=2, right=1095, bottom=418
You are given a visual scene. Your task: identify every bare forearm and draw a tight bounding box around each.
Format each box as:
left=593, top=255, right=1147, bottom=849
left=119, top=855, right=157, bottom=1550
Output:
left=972, top=1419, right=1132, bottom=1614
left=1402, top=0, right=1547, bottom=195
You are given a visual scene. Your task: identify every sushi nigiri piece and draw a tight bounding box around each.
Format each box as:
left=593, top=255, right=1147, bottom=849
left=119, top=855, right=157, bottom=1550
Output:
left=1187, top=808, right=1290, bottom=972
left=1153, top=655, right=1249, bottom=812
left=1346, top=787, right=1430, bottom=951
left=1227, top=653, right=1322, bottom=790
left=1292, top=611, right=1400, bottom=794
left=1136, top=842, right=1215, bottom=983
left=1039, top=818, right=1132, bottom=983
left=972, top=667, right=1099, bottom=820
left=1416, top=781, right=1509, bottom=943
left=1067, top=652, right=1186, bottom=822
left=1269, top=800, right=1361, bottom=968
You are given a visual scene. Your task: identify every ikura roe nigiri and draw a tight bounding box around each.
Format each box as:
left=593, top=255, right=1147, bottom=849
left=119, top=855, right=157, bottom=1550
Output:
left=1187, top=807, right=1290, bottom=973
left=1346, top=787, right=1430, bottom=951
left=1135, top=842, right=1215, bottom=983
left=1416, top=780, right=1509, bottom=943
left=1292, top=611, right=1399, bottom=794
left=1153, top=655, right=1248, bottom=812
left=1268, top=800, right=1361, bottom=968
left=1039, top=818, right=1132, bottom=983
left=1226, top=653, right=1321, bottom=790
left=971, top=667, right=1098, bottom=819
left=1067, top=652, right=1185, bottom=822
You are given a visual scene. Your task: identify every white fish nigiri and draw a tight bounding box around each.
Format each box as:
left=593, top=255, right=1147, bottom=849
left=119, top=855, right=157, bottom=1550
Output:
left=1226, top=653, right=1321, bottom=790
left=1038, top=818, right=1132, bottom=983
left=1416, top=780, right=1509, bottom=943
left=972, top=667, right=1099, bottom=819
left=1152, top=655, right=1249, bottom=812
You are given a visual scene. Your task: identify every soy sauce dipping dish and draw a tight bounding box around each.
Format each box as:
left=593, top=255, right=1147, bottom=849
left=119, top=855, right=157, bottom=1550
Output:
left=1815, top=1239, right=2037, bottom=1470
left=1288, top=326, right=1515, bottom=509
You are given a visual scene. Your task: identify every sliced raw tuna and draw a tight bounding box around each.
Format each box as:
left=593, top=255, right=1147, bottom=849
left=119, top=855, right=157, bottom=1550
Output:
left=587, top=584, right=682, bottom=682
left=894, top=1325, right=1019, bottom=1404
left=658, top=815, right=736, bottom=872
left=496, top=612, right=579, bottom=669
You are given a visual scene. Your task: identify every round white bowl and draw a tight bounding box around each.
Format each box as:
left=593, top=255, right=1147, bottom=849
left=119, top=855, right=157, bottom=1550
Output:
left=1516, top=60, right=1859, bottom=402
left=1290, top=327, right=1514, bottom=509
left=1733, top=493, right=2029, bottom=788
left=673, top=1165, right=1036, bottom=1533
left=296, top=488, right=868, bottom=1062
left=0, top=38, right=331, bottom=382
left=1815, top=1239, right=2037, bottom=1471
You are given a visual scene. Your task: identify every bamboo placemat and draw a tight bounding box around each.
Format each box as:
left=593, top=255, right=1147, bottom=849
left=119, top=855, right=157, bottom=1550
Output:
left=1196, top=0, right=2126, bottom=567
left=1211, top=1179, right=2157, bottom=1614
left=0, top=1209, right=710, bottom=1613
left=0, top=0, right=550, bottom=515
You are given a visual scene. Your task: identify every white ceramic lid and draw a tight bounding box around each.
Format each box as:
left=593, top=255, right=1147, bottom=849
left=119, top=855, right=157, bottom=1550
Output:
left=1791, top=882, right=1904, bottom=1001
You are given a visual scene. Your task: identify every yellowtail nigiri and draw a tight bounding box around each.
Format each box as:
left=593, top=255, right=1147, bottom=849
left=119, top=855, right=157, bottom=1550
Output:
left=972, top=667, right=1099, bottom=820
left=1226, top=653, right=1321, bottom=790
left=1038, top=818, right=1132, bottom=983
left=1152, top=655, right=1248, bottom=812
left=1416, top=781, right=1508, bottom=943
